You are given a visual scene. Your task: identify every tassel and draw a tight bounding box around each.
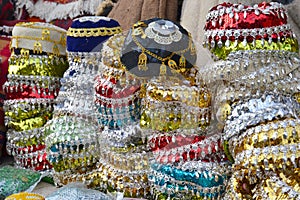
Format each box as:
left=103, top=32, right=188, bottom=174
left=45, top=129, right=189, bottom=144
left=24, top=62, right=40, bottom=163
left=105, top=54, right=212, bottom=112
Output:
left=139, top=83, right=147, bottom=98
left=190, top=43, right=196, bottom=55
left=42, top=29, right=50, bottom=40
left=53, top=44, right=60, bottom=56
left=160, top=62, right=167, bottom=76
left=133, top=27, right=146, bottom=38
left=132, top=21, right=147, bottom=38
left=20, top=48, right=29, bottom=57
left=168, top=59, right=178, bottom=70
left=179, top=55, right=186, bottom=68
left=138, top=51, right=148, bottom=71
left=33, top=41, right=42, bottom=54
left=60, top=34, right=66, bottom=45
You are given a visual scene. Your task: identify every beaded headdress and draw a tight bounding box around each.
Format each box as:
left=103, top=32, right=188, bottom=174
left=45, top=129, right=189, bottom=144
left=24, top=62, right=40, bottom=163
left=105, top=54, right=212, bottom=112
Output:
left=203, top=2, right=298, bottom=60
left=86, top=29, right=151, bottom=198
left=120, top=18, right=197, bottom=80
left=199, top=2, right=300, bottom=124
left=140, top=78, right=231, bottom=199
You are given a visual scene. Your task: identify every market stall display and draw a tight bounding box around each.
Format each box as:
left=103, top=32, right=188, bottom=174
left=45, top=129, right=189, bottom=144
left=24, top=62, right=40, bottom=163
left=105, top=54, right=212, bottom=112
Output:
left=1, top=1, right=299, bottom=200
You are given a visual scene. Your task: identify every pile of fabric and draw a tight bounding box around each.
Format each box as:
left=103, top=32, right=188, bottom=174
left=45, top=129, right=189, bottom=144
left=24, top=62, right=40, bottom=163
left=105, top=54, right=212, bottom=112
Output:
left=16, top=0, right=104, bottom=23
left=3, top=22, right=69, bottom=171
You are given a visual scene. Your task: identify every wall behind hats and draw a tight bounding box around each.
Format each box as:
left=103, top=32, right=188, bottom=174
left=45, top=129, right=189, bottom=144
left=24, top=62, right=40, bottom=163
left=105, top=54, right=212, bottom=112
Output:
left=180, top=0, right=300, bottom=67
left=105, top=0, right=179, bottom=31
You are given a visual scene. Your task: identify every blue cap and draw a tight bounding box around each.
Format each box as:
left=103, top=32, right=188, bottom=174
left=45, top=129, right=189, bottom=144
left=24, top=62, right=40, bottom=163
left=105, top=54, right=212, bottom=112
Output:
left=66, top=16, right=122, bottom=53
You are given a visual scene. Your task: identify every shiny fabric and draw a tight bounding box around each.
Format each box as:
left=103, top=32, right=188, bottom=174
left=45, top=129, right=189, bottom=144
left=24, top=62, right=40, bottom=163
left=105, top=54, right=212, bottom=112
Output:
left=211, top=38, right=299, bottom=60
left=205, top=2, right=287, bottom=30
left=8, top=55, right=68, bottom=77
left=0, top=166, right=41, bottom=199
left=5, top=84, right=58, bottom=100
left=7, top=112, right=52, bottom=132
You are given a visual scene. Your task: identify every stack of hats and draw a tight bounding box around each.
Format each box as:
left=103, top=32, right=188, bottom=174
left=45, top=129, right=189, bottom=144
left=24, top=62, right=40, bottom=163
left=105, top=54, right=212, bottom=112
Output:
left=143, top=79, right=230, bottom=200
left=84, top=31, right=150, bottom=198
left=201, top=2, right=300, bottom=199
left=117, top=18, right=230, bottom=199
left=3, top=22, right=69, bottom=171
left=44, top=16, right=122, bottom=186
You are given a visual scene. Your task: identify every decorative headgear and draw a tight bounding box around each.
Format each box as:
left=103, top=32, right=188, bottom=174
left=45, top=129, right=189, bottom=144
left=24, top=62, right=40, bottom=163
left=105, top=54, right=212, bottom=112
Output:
left=203, top=2, right=299, bottom=60
left=11, top=22, right=67, bottom=56
left=63, top=16, right=122, bottom=92
left=44, top=115, right=99, bottom=186
left=221, top=94, right=300, bottom=198
left=94, top=33, right=143, bottom=148
left=200, top=2, right=300, bottom=200
left=87, top=29, right=152, bottom=198
left=149, top=160, right=231, bottom=200
left=44, top=16, right=122, bottom=185
left=99, top=33, right=126, bottom=79
left=66, top=16, right=122, bottom=57
left=140, top=79, right=211, bottom=135
left=4, top=22, right=69, bottom=100
left=120, top=18, right=197, bottom=80
left=56, top=16, right=122, bottom=116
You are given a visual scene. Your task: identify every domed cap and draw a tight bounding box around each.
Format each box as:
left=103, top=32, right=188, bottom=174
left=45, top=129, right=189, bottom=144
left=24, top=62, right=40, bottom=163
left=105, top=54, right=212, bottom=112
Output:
left=203, top=2, right=299, bottom=60
left=11, top=22, right=67, bottom=56
left=66, top=16, right=122, bottom=53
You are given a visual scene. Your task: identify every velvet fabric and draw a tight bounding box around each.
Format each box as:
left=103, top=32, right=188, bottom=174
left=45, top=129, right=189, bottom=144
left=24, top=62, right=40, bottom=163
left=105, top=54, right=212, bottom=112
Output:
left=66, top=17, right=121, bottom=52
left=121, top=18, right=196, bottom=79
